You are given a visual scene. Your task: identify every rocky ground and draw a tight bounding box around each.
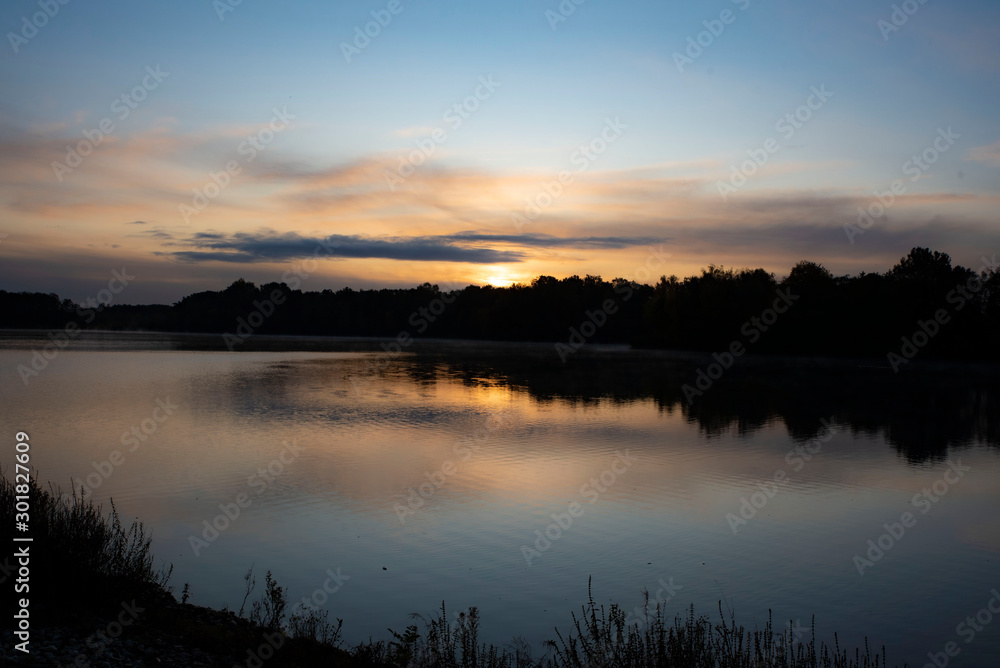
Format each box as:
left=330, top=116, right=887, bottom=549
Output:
left=1, top=587, right=350, bottom=668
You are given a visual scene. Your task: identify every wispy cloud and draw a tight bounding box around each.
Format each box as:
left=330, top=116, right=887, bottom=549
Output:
left=393, top=126, right=437, bottom=138
left=444, top=233, right=666, bottom=249
left=966, top=141, right=1000, bottom=166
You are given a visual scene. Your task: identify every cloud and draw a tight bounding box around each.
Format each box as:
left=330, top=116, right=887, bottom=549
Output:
left=443, top=232, right=665, bottom=249
left=394, top=126, right=438, bottom=138
left=161, top=229, right=669, bottom=265
left=169, top=251, right=263, bottom=264
left=169, top=231, right=527, bottom=264
left=132, top=228, right=175, bottom=241
left=1, top=114, right=997, bottom=295
left=966, top=141, right=1000, bottom=166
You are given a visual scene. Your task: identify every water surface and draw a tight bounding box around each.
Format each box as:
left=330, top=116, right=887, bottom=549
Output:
left=2, top=330, right=999, bottom=665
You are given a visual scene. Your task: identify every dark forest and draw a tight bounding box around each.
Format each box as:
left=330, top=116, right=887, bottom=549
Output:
left=3, top=247, right=998, bottom=362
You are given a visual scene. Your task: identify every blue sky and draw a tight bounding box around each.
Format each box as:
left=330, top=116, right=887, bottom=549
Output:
left=1, top=0, right=998, bottom=302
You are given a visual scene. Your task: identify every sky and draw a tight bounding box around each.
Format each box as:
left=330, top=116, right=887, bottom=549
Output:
left=0, top=0, right=998, bottom=304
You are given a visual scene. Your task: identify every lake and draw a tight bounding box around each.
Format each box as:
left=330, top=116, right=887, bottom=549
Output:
left=2, top=330, right=999, bottom=666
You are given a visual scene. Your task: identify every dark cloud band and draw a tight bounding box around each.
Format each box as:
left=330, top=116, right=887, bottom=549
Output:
left=164, top=231, right=665, bottom=264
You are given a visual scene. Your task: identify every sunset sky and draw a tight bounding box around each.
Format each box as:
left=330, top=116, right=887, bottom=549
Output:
left=1, top=0, right=998, bottom=304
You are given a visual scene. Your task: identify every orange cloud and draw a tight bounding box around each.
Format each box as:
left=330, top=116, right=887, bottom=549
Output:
left=1, top=119, right=997, bottom=303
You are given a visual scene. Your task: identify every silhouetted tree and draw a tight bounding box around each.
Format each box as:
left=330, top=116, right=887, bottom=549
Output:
left=2, top=248, right=997, bottom=361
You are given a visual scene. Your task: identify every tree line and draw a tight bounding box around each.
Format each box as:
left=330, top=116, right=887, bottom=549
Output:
left=2, top=247, right=997, bottom=361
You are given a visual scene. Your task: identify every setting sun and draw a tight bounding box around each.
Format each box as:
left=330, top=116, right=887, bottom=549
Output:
left=481, top=266, right=519, bottom=287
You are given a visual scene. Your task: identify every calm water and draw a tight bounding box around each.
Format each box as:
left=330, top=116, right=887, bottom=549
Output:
left=2, top=330, right=999, bottom=666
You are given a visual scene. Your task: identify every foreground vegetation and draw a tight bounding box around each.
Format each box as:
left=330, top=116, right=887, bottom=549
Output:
left=2, top=246, right=998, bottom=362
left=2, top=473, right=900, bottom=667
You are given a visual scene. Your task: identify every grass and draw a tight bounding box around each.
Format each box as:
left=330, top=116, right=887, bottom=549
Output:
left=345, top=579, right=893, bottom=668
left=541, top=579, right=890, bottom=668
left=0, top=471, right=171, bottom=625
left=0, top=472, right=901, bottom=667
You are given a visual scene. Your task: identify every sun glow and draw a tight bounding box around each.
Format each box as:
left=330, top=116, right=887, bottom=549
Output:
left=481, top=266, right=519, bottom=288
